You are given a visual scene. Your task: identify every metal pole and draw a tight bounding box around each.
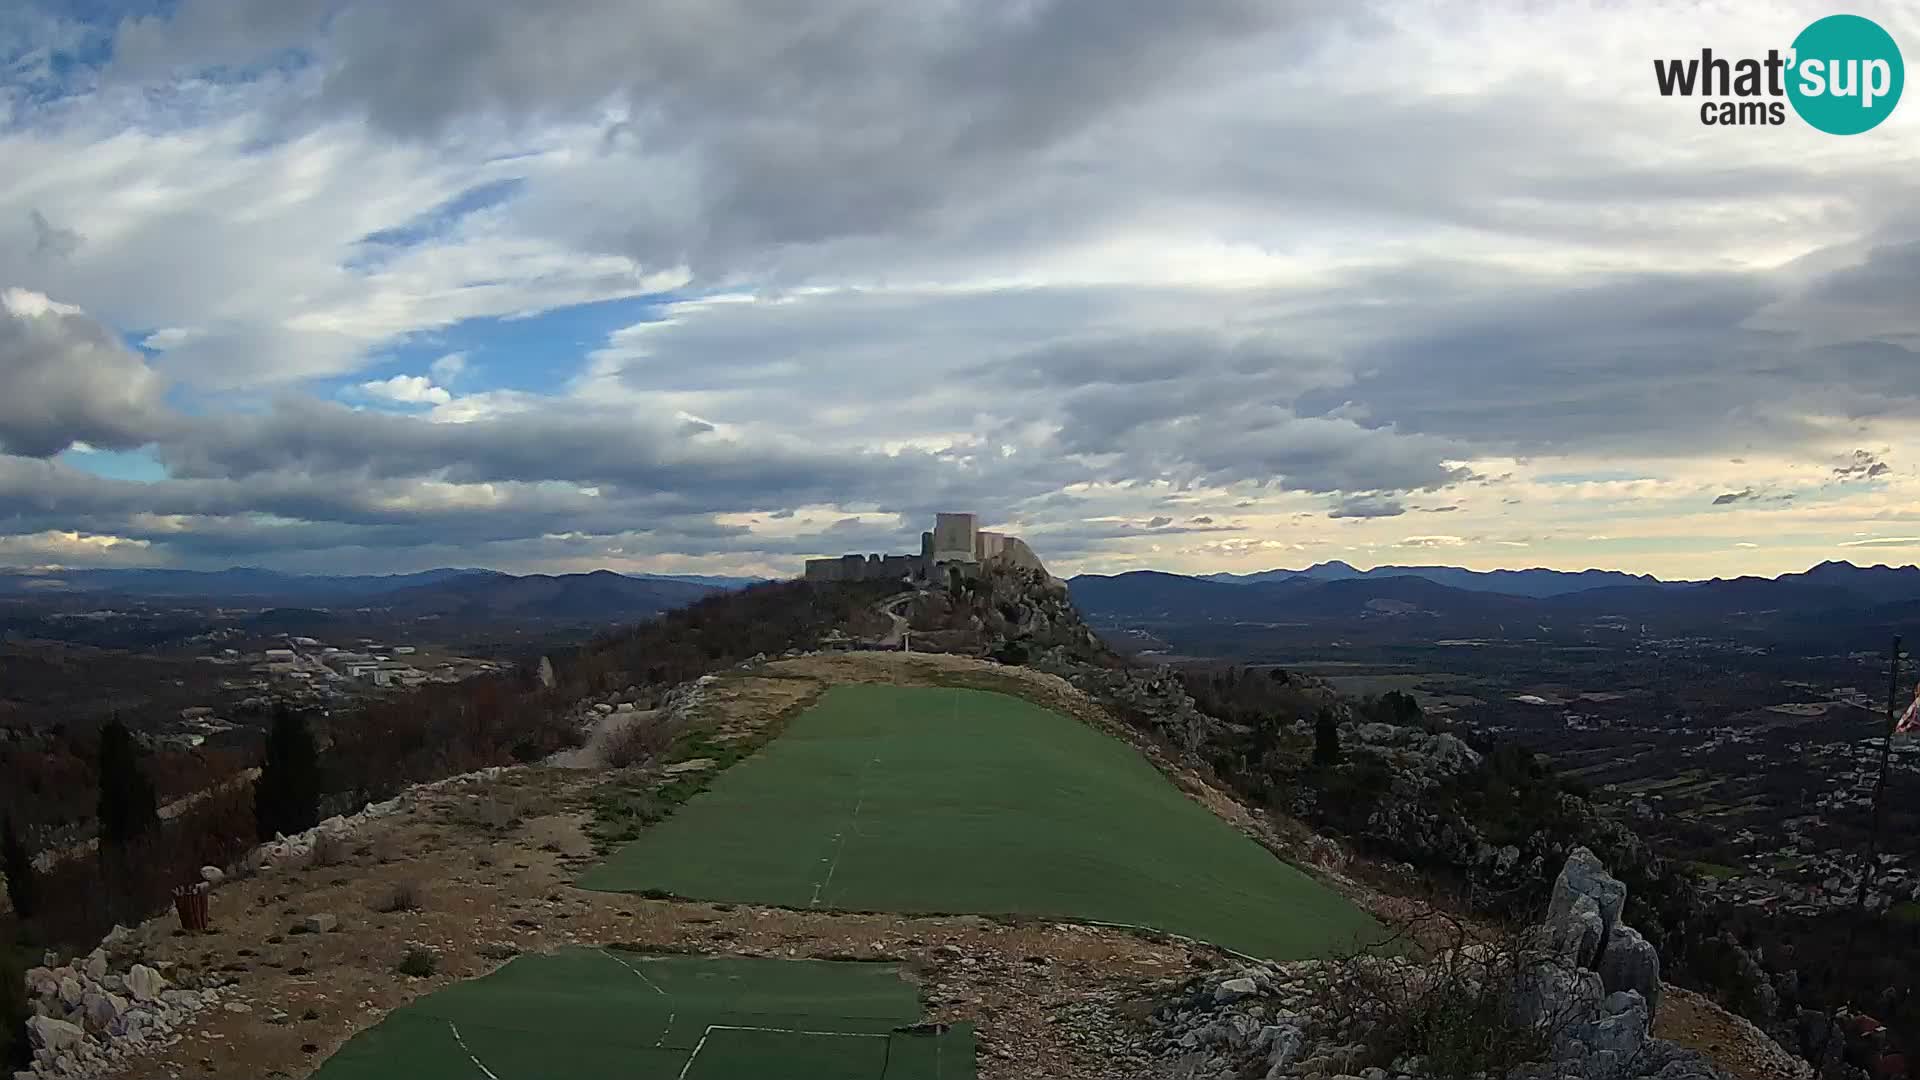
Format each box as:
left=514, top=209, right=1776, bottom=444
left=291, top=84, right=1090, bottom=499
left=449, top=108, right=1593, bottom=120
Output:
left=1853, top=636, right=1903, bottom=914
left=1824, top=635, right=1904, bottom=1070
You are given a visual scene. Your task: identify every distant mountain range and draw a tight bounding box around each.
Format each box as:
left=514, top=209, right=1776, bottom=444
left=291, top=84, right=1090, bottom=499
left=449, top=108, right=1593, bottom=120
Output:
left=1198, top=560, right=1672, bottom=597
left=0, top=566, right=764, bottom=604
left=377, top=569, right=721, bottom=619
left=1070, top=560, right=1920, bottom=636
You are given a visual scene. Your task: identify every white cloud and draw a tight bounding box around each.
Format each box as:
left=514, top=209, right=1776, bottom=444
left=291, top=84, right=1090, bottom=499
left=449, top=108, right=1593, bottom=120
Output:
left=358, top=374, right=452, bottom=406
left=429, top=351, right=466, bottom=382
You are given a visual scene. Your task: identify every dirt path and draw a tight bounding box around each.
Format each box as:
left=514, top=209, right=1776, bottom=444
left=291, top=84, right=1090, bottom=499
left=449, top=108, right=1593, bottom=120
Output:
left=546, top=707, right=659, bottom=769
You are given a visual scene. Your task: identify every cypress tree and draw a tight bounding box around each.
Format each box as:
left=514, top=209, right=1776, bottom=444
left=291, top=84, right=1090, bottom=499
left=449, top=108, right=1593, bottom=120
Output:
left=97, top=717, right=160, bottom=851
left=255, top=703, right=322, bottom=841
left=1, top=942, right=28, bottom=1069
left=1312, top=707, right=1343, bottom=767
left=1, top=816, right=33, bottom=919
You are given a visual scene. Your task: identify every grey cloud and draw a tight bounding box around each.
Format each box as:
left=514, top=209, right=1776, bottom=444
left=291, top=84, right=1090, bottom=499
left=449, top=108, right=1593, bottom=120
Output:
left=1712, top=489, right=1754, bottom=505
left=1833, top=449, right=1891, bottom=480
left=1327, top=495, right=1405, bottom=519
left=0, top=290, right=171, bottom=457
left=28, top=210, right=82, bottom=260
left=1191, top=516, right=1213, bottom=524
left=1146, top=516, right=1172, bottom=528
left=113, top=1, right=1347, bottom=279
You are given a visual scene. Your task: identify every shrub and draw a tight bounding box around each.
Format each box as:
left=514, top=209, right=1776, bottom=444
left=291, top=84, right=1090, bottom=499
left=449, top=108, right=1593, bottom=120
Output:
left=376, top=881, right=423, bottom=913
left=96, top=717, right=160, bottom=852
left=255, top=704, right=322, bottom=842
left=396, top=946, right=439, bottom=978
left=2, top=816, right=35, bottom=919
left=604, top=717, right=679, bottom=769
left=1311, top=909, right=1574, bottom=1080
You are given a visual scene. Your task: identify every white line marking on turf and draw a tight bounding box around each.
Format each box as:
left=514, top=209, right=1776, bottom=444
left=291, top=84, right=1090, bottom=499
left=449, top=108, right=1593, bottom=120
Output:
left=809, top=754, right=879, bottom=907
left=676, top=1023, right=890, bottom=1079
left=447, top=1021, right=501, bottom=1080
left=600, top=948, right=676, bottom=1046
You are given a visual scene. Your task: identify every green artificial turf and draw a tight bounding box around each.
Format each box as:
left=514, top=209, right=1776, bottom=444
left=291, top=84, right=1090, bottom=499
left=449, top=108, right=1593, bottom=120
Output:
left=311, top=949, right=973, bottom=1080
left=580, top=684, right=1381, bottom=960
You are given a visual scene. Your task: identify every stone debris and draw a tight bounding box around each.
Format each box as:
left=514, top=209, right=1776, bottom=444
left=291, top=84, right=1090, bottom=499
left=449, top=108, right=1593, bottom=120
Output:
left=19, top=940, right=226, bottom=1080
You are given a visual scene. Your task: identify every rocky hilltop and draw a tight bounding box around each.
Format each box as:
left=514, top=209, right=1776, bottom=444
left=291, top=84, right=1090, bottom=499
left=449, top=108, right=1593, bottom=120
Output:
left=6, top=569, right=1822, bottom=1080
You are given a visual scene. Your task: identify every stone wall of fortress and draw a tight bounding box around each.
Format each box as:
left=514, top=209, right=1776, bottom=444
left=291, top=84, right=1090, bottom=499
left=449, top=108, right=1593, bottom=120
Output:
left=802, top=513, right=1048, bottom=583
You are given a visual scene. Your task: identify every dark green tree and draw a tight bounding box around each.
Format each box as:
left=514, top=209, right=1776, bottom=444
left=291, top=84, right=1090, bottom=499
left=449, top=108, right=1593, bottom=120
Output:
left=1377, top=689, right=1425, bottom=726
left=96, top=717, right=160, bottom=851
left=1, top=943, right=28, bottom=1069
left=1, top=816, right=34, bottom=919
left=255, top=703, right=322, bottom=841
left=1312, top=707, right=1343, bottom=767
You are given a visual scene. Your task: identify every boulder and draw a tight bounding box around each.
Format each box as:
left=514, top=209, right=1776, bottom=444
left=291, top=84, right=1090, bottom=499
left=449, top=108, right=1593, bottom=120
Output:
left=26, top=1015, right=86, bottom=1053
left=83, top=951, right=108, bottom=981
left=302, top=913, right=338, bottom=934
left=1513, top=963, right=1604, bottom=1029
left=1548, top=847, right=1626, bottom=964
left=1549, top=891, right=1606, bottom=967
left=1213, top=976, right=1259, bottom=1002
left=1596, top=923, right=1663, bottom=1020
left=200, top=865, right=226, bottom=885
left=126, top=964, right=166, bottom=1003
left=80, top=992, right=124, bottom=1034
left=57, top=976, right=84, bottom=1008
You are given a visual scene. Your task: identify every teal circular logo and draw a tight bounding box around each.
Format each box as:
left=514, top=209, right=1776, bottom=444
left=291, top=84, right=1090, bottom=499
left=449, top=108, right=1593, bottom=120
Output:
left=1788, top=14, right=1904, bottom=134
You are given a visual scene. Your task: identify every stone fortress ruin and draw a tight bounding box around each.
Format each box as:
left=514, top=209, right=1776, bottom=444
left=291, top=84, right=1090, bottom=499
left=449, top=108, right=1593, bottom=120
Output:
left=804, top=512, right=1046, bottom=585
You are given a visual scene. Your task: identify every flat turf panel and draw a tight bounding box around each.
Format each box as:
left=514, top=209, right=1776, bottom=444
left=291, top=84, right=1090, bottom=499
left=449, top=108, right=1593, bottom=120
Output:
left=579, top=685, right=1381, bottom=959
left=883, top=1024, right=977, bottom=1080
left=311, top=950, right=972, bottom=1080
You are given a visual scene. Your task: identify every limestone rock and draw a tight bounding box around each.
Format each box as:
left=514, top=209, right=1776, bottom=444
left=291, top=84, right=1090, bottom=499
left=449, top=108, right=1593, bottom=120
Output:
left=1597, top=924, right=1662, bottom=1020
left=302, top=913, right=339, bottom=934
left=56, top=976, right=84, bottom=1008
left=1549, top=891, right=1606, bottom=967
left=126, top=964, right=165, bottom=1002
left=1214, top=976, right=1258, bottom=1002
left=26, top=1015, right=86, bottom=1053
left=1548, top=846, right=1626, bottom=964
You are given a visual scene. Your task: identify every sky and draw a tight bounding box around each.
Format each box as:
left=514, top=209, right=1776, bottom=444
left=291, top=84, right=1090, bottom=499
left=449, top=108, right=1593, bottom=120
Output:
left=2, top=0, right=1919, bottom=581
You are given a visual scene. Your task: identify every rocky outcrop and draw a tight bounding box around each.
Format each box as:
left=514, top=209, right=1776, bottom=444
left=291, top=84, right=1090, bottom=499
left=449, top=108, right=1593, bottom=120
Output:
left=1145, top=850, right=1766, bottom=1080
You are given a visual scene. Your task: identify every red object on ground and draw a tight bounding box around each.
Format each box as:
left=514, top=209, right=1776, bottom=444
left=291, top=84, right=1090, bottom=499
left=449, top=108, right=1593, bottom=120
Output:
left=172, top=881, right=210, bottom=932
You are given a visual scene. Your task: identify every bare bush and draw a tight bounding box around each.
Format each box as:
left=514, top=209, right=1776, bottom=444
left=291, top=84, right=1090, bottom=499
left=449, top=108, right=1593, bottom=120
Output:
left=396, top=945, right=439, bottom=977
left=375, top=881, right=424, bottom=913
left=604, top=717, right=681, bottom=769
left=1309, top=906, right=1582, bottom=1079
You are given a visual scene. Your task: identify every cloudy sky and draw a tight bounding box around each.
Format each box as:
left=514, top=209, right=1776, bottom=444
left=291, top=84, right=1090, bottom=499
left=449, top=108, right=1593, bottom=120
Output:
left=3, top=0, right=1919, bottom=581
